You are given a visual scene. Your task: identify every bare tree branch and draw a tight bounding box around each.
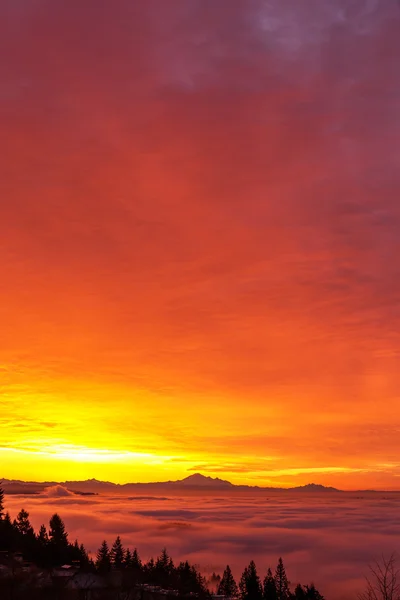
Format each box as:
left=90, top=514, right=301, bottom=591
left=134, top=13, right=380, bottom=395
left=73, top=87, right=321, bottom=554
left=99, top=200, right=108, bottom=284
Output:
left=359, top=554, right=400, bottom=600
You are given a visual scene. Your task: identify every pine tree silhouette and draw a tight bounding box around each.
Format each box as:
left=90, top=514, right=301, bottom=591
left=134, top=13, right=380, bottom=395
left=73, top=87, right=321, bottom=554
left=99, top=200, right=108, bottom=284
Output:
left=111, top=535, right=125, bottom=569
left=304, top=584, right=324, bottom=600
left=48, top=513, right=69, bottom=565
left=37, top=524, right=49, bottom=544
left=154, top=548, right=173, bottom=586
left=79, top=543, right=91, bottom=570
left=293, top=583, right=324, bottom=600
left=218, top=565, right=238, bottom=597
left=49, top=514, right=68, bottom=546
left=36, top=524, right=49, bottom=566
left=294, top=584, right=306, bottom=600
left=176, top=560, right=207, bottom=596
left=0, top=512, right=14, bottom=551
left=15, top=509, right=34, bottom=536
left=156, top=547, right=172, bottom=570
left=132, top=548, right=142, bottom=569
left=263, top=568, right=277, bottom=600
left=0, top=483, right=4, bottom=520
left=129, top=547, right=143, bottom=583
left=274, top=558, right=290, bottom=600
left=96, top=540, right=112, bottom=573
left=239, top=561, right=263, bottom=600
left=125, top=548, right=132, bottom=568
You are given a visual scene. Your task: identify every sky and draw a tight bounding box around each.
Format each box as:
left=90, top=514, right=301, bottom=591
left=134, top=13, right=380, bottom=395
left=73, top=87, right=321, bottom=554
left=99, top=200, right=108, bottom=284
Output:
left=1, top=0, right=400, bottom=488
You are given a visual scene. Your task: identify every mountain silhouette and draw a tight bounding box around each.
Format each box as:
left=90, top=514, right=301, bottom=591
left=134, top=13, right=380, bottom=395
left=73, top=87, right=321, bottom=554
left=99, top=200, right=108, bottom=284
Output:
left=170, top=473, right=233, bottom=487
left=0, top=473, right=344, bottom=494
left=289, top=483, right=338, bottom=492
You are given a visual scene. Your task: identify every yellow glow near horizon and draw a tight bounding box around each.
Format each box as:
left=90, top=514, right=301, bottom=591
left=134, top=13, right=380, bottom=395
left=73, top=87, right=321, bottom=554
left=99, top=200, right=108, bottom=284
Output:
left=1, top=367, right=400, bottom=489
left=2, top=445, right=165, bottom=464
left=0, top=446, right=194, bottom=484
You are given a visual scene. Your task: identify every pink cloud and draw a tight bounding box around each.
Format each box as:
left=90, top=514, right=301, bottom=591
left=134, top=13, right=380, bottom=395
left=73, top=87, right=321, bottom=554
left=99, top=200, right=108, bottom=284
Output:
left=43, top=485, right=75, bottom=498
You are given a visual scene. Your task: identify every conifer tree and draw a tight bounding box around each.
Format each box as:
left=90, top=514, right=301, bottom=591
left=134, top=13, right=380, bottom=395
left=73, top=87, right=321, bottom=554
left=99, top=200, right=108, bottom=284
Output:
left=156, top=547, right=171, bottom=570
left=129, top=547, right=143, bottom=583
left=263, top=568, right=277, bottom=600
left=176, top=561, right=207, bottom=596
left=0, top=483, right=4, bottom=520
left=37, top=524, right=49, bottom=545
left=145, top=556, right=156, bottom=583
left=111, top=535, right=125, bottom=569
left=48, top=513, right=69, bottom=565
left=36, top=524, right=50, bottom=565
left=304, top=584, right=324, bottom=600
left=218, top=565, right=238, bottom=597
left=147, top=557, right=155, bottom=571
left=79, top=543, right=91, bottom=570
left=293, top=584, right=306, bottom=600
left=125, top=548, right=132, bottom=568
left=154, top=547, right=173, bottom=586
left=158, top=548, right=174, bottom=573
left=196, top=569, right=208, bottom=596
left=96, top=540, right=111, bottom=573
left=49, top=513, right=68, bottom=547
left=132, top=548, right=142, bottom=569
left=239, top=566, right=249, bottom=599
left=15, top=508, right=34, bottom=536
left=13, top=508, right=37, bottom=560
left=239, top=561, right=263, bottom=600
left=0, top=512, right=14, bottom=551
left=274, top=558, right=290, bottom=600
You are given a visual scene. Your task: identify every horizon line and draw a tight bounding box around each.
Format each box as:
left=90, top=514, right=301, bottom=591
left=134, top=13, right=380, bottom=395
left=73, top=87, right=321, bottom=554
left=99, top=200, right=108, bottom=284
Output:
left=2, top=474, right=400, bottom=493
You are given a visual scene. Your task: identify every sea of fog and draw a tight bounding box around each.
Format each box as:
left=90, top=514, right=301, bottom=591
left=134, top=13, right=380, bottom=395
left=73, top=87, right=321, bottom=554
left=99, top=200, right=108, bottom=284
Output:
left=5, top=489, right=400, bottom=600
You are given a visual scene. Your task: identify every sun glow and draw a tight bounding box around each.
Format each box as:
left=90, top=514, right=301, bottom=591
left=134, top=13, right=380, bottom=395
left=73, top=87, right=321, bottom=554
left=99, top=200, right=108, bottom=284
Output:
left=8, top=444, right=167, bottom=464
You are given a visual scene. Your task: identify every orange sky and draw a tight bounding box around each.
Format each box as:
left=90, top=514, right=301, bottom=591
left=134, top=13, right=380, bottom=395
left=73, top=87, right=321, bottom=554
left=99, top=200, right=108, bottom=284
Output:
left=1, top=0, right=400, bottom=489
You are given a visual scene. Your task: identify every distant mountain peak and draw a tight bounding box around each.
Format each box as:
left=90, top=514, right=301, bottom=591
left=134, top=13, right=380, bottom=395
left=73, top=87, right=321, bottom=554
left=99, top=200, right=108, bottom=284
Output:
left=183, top=473, right=215, bottom=481
left=176, top=473, right=233, bottom=487
left=291, top=482, right=339, bottom=492
left=63, top=478, right=117, bottom=487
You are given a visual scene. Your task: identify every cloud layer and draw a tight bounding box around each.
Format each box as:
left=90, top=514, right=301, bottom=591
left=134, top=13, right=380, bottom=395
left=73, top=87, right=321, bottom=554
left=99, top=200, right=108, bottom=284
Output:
left=43, top=485, right=75, bottom=498
left=5, top=490, right=400, bottom=600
